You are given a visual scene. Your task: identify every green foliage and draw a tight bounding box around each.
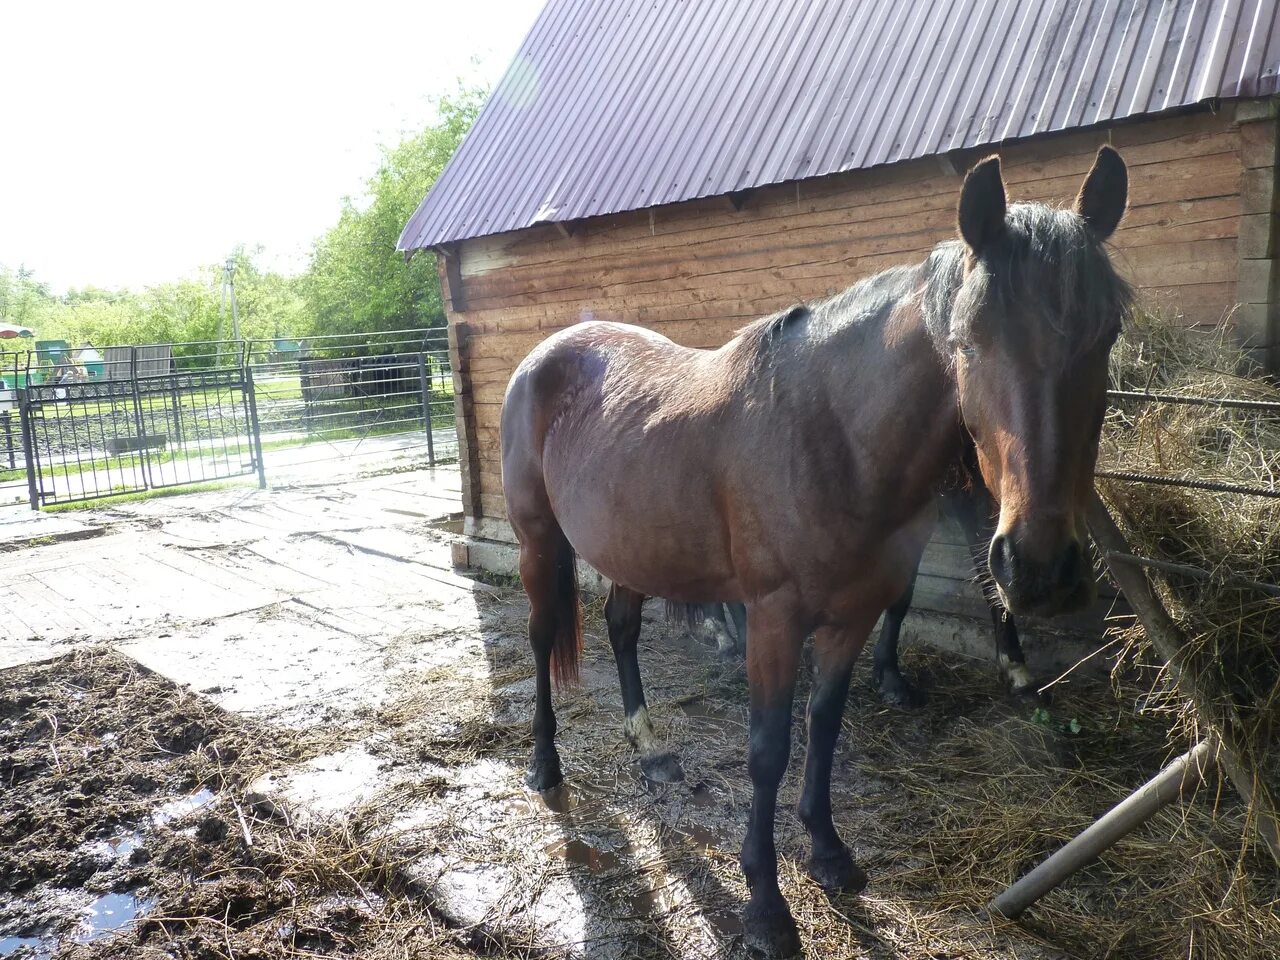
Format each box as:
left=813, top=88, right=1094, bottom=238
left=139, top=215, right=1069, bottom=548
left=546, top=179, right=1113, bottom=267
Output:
left=1, top=84, right=484, bottom=351
left=302, top=87, right=484, bottom=336
left=0, top=249, right=308, bottom=355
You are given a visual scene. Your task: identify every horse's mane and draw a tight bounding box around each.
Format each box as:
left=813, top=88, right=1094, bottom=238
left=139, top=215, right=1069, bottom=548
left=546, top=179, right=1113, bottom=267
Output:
left=739, top=202, right=1132, bottom=373
left=946, top=203, right=1134, bottom=357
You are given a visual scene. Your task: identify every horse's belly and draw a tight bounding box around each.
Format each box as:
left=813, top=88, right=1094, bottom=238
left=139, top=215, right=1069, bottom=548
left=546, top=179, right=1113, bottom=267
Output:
left=544, top=442, right=735, bottom=600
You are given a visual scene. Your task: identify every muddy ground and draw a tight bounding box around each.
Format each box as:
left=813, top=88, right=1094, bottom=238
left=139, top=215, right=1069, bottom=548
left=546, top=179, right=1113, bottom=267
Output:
left=4, top=603, right=1277, bottom=960
left=1, top=462, right=1276, bottom=960
left=0, top=649, right=473, bottom=960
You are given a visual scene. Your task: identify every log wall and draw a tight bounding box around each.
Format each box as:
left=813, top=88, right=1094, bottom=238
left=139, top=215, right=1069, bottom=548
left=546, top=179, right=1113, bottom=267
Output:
left=437, top=106, right=1256, bottom=647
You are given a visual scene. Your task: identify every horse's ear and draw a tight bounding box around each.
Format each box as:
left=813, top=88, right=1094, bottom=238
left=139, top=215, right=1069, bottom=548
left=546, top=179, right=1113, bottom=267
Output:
left=1075, top=145, right=1127, bottom=239
left=958, top=155, right=1006, bottom=252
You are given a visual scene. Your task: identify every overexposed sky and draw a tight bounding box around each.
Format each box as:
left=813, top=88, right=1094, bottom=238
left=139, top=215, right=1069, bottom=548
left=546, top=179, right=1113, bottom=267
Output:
left=0, top=0, right=543, bottom=293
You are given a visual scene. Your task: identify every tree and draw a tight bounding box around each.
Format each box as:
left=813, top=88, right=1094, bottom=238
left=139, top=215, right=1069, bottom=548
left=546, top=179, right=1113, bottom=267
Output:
left=301, top=86, right=485, bottom=336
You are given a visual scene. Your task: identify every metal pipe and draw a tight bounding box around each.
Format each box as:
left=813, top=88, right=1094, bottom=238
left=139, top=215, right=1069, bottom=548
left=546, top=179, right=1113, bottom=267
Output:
left=990, top=739, right=1216, bottom=919
left=1105, top=550, right=1280, bottom=599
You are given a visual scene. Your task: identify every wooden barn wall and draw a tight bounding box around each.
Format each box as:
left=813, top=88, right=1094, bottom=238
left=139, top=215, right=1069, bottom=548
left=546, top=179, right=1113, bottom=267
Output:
left=438, top=108, right=1245, bottom=632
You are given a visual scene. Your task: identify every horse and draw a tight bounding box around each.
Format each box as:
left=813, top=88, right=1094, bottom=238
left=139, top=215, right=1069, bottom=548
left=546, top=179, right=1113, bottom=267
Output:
left=499, top=148, right=1130, bottom=956
left=678, top=445, right=1047, bottom=708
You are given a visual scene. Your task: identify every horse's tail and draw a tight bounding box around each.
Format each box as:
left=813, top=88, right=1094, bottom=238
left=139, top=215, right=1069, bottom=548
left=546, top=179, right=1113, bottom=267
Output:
left=664, top=601, right=709, bottom=628
left=550, top=533, right=583, bottom=690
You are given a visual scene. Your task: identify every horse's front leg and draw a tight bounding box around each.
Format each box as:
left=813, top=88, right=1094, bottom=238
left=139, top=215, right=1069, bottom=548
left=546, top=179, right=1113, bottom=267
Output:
left=951, top=485, right=1047, bottom=703
left=800, top=624, right=871, bottom=890
left=740, top=600, right=806, bottom=957
left=606, top=585, right=683, bottom=782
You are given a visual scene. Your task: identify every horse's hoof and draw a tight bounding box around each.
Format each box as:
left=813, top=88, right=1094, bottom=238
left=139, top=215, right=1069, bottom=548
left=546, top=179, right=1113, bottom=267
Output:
left=716, top=640, right=742, bottom=661
left=875, top=674, right=926, bottom=710
left=640, top=751, right=684, bottom=783
left=742, top=896, right=801, bottom=957
left=526, top=751, right=563, bottom=792
left=1013, top=680, right=1051, bottom=706
left=806, top=846, right=868, bottom=893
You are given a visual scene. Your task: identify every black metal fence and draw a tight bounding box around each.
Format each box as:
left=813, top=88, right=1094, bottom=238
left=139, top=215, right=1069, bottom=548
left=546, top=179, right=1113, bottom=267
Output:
left=0, top=329, right=455, bottom=509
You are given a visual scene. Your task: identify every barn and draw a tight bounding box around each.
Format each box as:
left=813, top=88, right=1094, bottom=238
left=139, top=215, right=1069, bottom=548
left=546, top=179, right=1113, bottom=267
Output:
left=399, top=0, right=1280, bottom=652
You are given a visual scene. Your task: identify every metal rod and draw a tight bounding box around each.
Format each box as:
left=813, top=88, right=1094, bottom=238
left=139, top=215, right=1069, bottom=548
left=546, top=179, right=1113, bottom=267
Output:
left=1095, top=469, right=1280, bottom=500
left=1107, top=389, right=1280, bottom=413
left=1105, top=551, right=1280, bottom=599
left=244, top=366, right=268, bottom=490
left=417, top=352, right=435, bottom=466
left=18, top=388, right=38, bottom=510
left=3, top=410, right=14, bottom=469
left=1087, top=494, right=1280, bottom=865
left=990, top=740, right=1216, bottom=919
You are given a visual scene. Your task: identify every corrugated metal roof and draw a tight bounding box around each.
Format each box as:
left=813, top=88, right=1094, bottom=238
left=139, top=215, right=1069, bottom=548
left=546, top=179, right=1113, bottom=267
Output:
left=399, top=0, right=1280, bottom=251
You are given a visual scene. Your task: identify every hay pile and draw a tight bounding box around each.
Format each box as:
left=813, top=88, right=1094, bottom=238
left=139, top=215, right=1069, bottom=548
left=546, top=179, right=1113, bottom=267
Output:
left=1097, top=311, right=1280, bottom=849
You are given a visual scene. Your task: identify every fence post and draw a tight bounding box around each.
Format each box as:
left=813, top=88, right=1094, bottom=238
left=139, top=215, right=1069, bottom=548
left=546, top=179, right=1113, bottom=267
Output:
left=168, top=371, right=184, bottom=446
left=244, top=365, right=268, bottom=489
left=128, top=346, right=152, bottom=490
left=2, top=410, right=14, bottom=470
left=17, top=389, right=39, bottom=510
left=417, top=351, right=436, bottom=466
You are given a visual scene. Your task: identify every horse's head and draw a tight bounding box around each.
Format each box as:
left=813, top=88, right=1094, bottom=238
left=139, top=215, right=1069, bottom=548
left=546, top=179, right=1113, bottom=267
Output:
left=950, top=147, right=1131, bottom=617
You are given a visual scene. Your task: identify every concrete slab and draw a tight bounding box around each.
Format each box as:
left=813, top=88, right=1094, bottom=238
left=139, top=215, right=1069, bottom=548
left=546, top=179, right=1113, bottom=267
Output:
left=0, top=505, right=101, bottom=547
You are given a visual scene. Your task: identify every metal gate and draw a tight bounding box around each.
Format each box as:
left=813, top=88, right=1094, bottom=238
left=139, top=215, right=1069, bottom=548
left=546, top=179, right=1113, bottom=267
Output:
left=18, top=356, right=265, bottom=509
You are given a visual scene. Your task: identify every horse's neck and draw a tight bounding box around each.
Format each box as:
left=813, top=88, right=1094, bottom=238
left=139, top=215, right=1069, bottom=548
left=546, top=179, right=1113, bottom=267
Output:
left=818, top=299, right=963, bottom=504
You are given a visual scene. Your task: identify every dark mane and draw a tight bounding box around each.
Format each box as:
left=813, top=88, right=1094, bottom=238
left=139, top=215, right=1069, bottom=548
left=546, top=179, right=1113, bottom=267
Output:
left=940, top=203, right=1134, bottom=359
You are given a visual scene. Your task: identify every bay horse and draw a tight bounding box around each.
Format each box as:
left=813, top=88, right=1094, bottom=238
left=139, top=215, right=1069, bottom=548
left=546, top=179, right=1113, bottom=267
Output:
left=500, top=149, right=1130, bottom=956
left=683, top=447, right=1047, bottom=708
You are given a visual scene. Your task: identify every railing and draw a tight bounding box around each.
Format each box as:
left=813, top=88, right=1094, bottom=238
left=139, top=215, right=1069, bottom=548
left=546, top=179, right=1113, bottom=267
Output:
left=0, top=329, right=457, bottom=509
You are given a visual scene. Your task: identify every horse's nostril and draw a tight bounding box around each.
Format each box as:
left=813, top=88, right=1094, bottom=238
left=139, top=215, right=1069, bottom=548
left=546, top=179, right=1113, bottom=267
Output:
left=989, top=534, right=1016, bottom=586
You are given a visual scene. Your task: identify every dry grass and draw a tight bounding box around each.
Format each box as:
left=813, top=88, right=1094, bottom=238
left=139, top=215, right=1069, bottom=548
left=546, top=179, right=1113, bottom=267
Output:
left=1098, top=314, right=1280, bottom=819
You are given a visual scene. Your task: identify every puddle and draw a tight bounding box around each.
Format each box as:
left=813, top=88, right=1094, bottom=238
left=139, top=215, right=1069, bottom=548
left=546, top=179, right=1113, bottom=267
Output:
left=627, top=886, right=744, bottom=939
left=73, top=892, right=154, bottom=943
left=425, top=515, right=464, bottom=535
left=151, top=787, right=216, bottom=827
left=544, top=837, right=626, bottom=872
left=0, top=937, right=52, bottom=959
left=688, top=782, right=717, bottom=807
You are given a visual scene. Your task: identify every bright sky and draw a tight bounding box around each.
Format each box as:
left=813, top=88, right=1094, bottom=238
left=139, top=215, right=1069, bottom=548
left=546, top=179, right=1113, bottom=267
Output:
left=0, top=0, right=543, bottom=293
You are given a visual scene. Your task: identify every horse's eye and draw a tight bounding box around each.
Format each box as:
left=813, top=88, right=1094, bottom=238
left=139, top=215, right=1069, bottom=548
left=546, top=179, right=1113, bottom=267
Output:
left=951, top=341, right=976, bottom=359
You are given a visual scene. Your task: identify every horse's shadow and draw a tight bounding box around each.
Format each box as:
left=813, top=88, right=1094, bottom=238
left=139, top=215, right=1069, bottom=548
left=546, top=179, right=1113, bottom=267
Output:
left=465, top=598, right=903, bottom=959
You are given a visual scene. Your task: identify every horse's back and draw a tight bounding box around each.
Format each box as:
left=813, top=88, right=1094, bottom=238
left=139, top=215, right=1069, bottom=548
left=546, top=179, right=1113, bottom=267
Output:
left=501, top=321, right=743, bottom=597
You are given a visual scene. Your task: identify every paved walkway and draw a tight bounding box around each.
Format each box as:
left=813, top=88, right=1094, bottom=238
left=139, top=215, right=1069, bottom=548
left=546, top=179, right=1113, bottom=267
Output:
left=1, top=443, right=467, bottom=692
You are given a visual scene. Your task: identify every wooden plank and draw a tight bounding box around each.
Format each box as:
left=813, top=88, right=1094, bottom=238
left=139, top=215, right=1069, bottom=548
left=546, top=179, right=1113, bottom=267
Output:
left=462, top=154, right=1240, bottom=302
left=461, top=111, right=1235, bottom=277
left=1241, top=166, right=1279, bottom=215
left=1239, top=117, right=1279, bottom=170
left=1237, top=213, right=1276, bottom=260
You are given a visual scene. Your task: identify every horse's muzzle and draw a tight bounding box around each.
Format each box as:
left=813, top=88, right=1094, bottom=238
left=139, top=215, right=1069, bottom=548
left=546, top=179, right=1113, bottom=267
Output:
left=989, top=534, right=1094, bottom=617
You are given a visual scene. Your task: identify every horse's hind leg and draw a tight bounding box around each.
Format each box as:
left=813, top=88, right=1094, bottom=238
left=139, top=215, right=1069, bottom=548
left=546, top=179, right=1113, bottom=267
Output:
left=739, top=600, right=806, bottom=957
left=606, top=584, right=683, bottom=783
left=699, top=603, right=738, bottom=658
left=517, top=524, right=580, bottom=792
left=799, top=624, right=869, bottom=893
left=870, top=572, right=926, bottom=708
left=727, top=601, right=749, bottom=653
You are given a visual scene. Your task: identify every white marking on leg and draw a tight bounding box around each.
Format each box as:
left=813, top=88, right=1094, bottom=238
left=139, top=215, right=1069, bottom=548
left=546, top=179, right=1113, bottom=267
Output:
left=701, top=619, right=734, bottom=655
left=999, top=653, right=1035, bottom=692
left=624, top=706, right=663, bottom=756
